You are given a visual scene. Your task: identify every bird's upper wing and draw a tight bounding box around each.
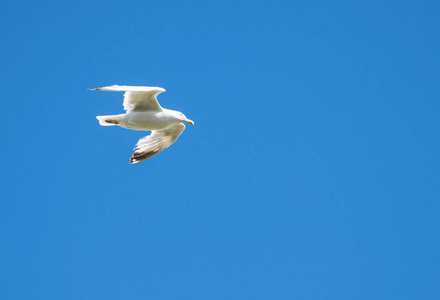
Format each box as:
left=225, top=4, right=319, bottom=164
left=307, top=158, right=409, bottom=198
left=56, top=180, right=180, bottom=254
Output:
left=130, top=123, right=186, bottom=164
left=90, top=85, right=166, bottom=112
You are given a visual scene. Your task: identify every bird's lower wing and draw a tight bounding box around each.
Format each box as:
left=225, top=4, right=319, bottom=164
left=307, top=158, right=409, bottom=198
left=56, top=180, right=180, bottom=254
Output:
left=130, top=123, right=186, bottom=164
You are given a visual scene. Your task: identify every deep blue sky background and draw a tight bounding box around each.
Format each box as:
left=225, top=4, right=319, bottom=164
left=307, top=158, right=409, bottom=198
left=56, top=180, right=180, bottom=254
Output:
left=1, top=0, right=439, bottom=299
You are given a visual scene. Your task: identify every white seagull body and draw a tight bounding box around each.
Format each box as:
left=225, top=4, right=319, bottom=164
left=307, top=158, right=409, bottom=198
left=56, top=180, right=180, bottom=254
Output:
left=91, top=85, right=194, bottom=164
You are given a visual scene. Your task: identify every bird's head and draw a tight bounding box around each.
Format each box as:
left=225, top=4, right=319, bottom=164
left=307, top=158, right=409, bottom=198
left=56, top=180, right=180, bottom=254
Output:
left=177, top=112, right=194, bottom=125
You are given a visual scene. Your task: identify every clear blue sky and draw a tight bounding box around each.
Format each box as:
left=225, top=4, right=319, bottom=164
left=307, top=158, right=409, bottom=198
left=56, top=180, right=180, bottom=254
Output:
left=1, top=0, right=439, bottom=299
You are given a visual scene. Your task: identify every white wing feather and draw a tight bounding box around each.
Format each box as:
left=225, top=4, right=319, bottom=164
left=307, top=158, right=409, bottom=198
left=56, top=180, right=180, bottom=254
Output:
left=90, top=85, right=166, bottom=112
left=130, top=123, right=186, bottom=164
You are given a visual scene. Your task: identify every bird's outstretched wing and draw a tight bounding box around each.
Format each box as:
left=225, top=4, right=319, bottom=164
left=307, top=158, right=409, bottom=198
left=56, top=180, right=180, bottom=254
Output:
left=90, top=85, right=166, bottom=112
left=130, top=123, right=186, bottom=164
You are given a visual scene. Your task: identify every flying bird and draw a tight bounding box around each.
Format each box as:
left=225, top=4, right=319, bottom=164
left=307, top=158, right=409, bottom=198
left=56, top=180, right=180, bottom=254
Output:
left=91, top=85, right=194, bottom=164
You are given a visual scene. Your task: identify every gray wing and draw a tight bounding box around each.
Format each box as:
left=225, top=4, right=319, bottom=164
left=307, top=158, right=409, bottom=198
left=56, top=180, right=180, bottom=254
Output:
left=90, top=85, right=166, bottom=112
left=130, top=123, right=186, bottom=164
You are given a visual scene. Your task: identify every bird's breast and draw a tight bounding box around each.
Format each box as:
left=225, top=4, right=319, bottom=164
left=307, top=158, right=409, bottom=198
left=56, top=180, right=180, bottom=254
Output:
left=121, top=111, right=171, bottom=131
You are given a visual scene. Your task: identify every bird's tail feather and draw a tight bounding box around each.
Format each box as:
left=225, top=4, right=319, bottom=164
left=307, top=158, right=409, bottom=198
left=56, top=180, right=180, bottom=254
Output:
left=96, top=114, right=124, bottom=126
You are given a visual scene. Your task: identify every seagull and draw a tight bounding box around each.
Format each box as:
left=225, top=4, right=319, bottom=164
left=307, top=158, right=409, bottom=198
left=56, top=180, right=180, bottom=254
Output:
left=91, top=85, right=194, bottom=164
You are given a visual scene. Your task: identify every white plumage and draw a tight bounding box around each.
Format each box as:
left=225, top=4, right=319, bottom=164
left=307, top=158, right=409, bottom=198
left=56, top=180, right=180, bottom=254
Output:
left=91, top=85, right=194, bottom=164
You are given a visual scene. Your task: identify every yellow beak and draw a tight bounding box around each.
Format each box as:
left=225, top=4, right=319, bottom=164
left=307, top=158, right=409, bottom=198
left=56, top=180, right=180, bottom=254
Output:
left=184, top=118, right=195, bottom=125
